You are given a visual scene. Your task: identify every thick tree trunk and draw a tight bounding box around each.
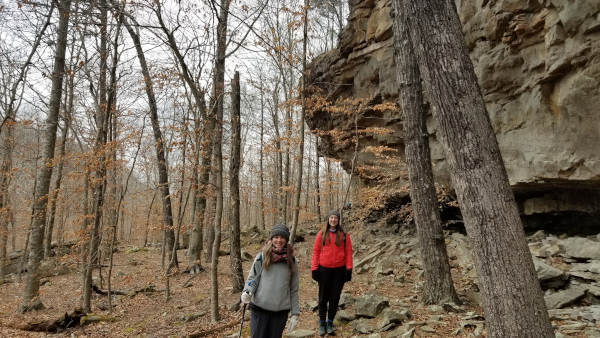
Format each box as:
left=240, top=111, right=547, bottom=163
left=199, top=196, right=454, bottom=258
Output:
left=229, top=71, right=244, bottom=292
left=391, top=0, right=458, bottom=305
left=20, top=0, right=71, bottom=313
left=125, top=17, right=178, bottom=272
left=401, top=1, right=554, bottom=336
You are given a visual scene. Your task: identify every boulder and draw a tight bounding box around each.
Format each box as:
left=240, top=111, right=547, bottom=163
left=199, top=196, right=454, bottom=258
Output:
left=335, top=309, right=356, bottom=322
left=355, top=293, right=390, bottom=318
left=549, top=305, right=600, bottom=322
left=339, top=292, right=355, bottom=308
left=571, top=261, right=600, bottom=274
left=376, top=308, right=409, bottom=331
left=374, top=257, right=395, bottom=276
left=545, top=284, right=588, bottom=309
left=353, top=318, right=373, bottom=334
left=560, top=237, right=600, bottom=260
left=533, top=257, right=567, bottom=288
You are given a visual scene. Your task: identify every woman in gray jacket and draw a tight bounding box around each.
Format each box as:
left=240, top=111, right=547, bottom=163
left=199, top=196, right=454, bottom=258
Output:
left=241, top=224, right=300, bottom=338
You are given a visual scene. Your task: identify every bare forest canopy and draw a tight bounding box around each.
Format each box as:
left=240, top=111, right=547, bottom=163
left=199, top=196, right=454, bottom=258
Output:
left=0, top=0, right=352, bottom=314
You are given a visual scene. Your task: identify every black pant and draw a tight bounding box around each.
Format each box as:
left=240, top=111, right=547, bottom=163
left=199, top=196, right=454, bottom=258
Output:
left=249, top=304, right=289, bottom=338
left=318, top=266, right=346, bottom=322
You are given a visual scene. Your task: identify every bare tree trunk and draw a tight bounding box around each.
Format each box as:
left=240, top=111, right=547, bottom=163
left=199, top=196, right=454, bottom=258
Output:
left=172, top=108, right=189, bottom=265
left=290, top=0, right=309, bottom=243
left=143, top=191, right=156, bottom=248
left=271, top=83, right=284, bottom=223
left=125, top=16, right=177, bottom=272
left=1, top=2, right=55, bottom=284
left=229, top=71, right=243, bottom=292
left=83, top=0, right=116, bottom=311
left=315, top=138, right=321, bottom=222
left=259, top=82, right=265, bottom=230
left=210, top=0, right=231, bottom=322
left=188, top=95, right=210, bottom=273
left=391, top=0, right=458, bottom=305
left=204, top=167, right=216, bottom=262
left=326, top=159, right=332, bottom=211
left=18, top=230, right=30, bottom=283
left=304, top=135, right=311, bottom=215
left=401, top=1, right=554, bottom=336
left=0, top=124, right=14, bottom=282
left=80, top=166, right=90, bottom=272
left=282, top=82, right=293, bottom=224
left=106, top=112, right=119, bottom=248
left=20, top=0, right=71, bottom=313
left=106, top=9, right=127, bottom=312
left=44, top=116, right=70, bottom=259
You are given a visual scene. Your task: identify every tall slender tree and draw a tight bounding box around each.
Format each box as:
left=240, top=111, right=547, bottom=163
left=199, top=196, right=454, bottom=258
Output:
left=0, top=3, right=56, bottom=282
left=44, top=116, right=70, bottom=259
left=315, top=138, right=321, bottom=221
left=290, top=0, right=310, bottom=243
left=124, top=15, right=178, bottom=271
left=399, top=0, right=554, bottom=336
left=188, top=92, right=210, bottom=273
left=259, top=80, right=266, bottom=230
left=20, top=0, right=72, bottom=313
left=271, top=81, right=284, bottom=223
left=229, top=71, right=243, bottom=292
left=83, top=0, right=121, bottom=312
left=391, top=0, right=458, bottom=305
left=210, top=0, right=231, bottom=322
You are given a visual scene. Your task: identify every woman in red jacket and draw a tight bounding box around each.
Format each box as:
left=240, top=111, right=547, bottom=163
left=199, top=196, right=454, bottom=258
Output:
left=311, top=210, right=353, bottom=336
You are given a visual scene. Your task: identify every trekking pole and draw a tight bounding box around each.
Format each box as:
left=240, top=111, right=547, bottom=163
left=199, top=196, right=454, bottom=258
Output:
left=239, top=303, right=247, bottom=337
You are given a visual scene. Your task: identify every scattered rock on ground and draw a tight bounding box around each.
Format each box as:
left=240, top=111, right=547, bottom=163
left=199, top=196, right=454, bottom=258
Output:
left=285, top=329, right=314, bottom=338
left=355, top=293, right=389, bottom=318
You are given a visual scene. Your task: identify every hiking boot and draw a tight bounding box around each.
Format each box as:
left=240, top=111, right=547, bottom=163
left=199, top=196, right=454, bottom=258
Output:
left=327, top=320, right=335, bottom=335
left=318, top=320, right=327, bottom=336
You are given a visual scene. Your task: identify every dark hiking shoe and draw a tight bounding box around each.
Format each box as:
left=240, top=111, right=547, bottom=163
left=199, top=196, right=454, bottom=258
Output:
left=327, top=320, right=335, bottom=335
left=318, top=320, right=327, bottom=336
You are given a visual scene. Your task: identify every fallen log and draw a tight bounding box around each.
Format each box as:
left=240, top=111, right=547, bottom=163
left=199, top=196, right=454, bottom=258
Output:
left=18, top=309, right=85, bottom=332
left=92, top=284, right=128, bottom=296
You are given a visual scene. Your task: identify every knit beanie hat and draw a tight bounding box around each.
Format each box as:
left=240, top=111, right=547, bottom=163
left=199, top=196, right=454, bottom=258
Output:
left=270, top=224, right=290, bottom=242
left=327, top=210, right=340, bottom=220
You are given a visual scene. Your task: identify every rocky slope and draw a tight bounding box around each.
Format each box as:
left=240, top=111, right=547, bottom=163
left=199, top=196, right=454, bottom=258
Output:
left=307, top=0, right=600, bottom=229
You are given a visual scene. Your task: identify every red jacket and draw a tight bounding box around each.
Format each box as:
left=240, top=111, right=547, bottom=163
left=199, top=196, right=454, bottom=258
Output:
left=311, top=230, right=353, bottom=271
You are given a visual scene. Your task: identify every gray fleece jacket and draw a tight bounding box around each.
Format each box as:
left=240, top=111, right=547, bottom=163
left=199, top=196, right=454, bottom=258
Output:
left=243, top=252, right=300, bottom=315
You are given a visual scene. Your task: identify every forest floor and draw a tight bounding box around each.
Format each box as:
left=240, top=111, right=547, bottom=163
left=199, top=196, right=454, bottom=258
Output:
left=0, top=219, right=589, bottom=337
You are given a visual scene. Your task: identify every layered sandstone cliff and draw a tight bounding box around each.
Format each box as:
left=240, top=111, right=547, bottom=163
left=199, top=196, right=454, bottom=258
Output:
left=307, top=0, right=600, bottom=224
